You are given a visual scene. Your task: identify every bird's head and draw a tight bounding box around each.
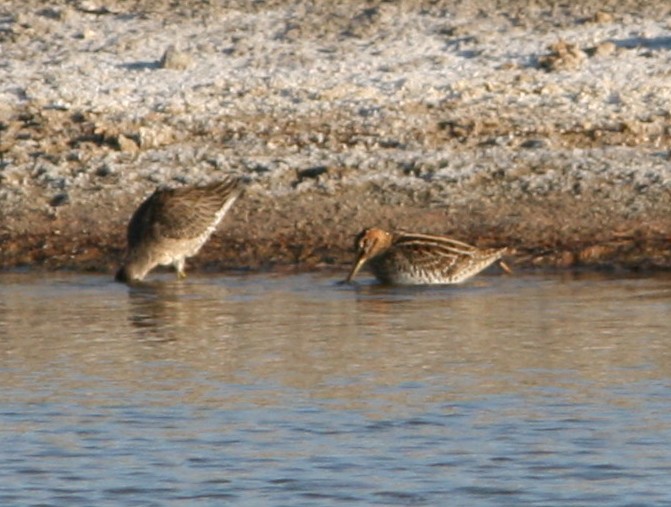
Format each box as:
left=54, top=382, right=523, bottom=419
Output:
left=345, top=228, right=393, bottom=283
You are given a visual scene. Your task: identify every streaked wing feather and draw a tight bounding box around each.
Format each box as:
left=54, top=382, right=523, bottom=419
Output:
left=393, top=240, right=463, bottom=274
left=395, top=232, right=479, bottom=252
left=392, top=232, right=503, bottom=280
left=155, top=179, right=241, bottom=240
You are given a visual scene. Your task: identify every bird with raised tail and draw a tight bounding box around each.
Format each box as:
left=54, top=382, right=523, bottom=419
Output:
left=115, top=177, right=244, bottom=283
left=346, top=228, right=511, bottom=285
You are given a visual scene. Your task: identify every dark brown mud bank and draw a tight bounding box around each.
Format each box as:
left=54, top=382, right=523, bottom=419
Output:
left=2, top=187, right=670, bottom=276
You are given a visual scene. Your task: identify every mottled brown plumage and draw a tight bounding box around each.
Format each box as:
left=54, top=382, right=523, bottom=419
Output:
left=346, top=228, right=510, bottom=285
left=116, top=177, right=243, bottom=283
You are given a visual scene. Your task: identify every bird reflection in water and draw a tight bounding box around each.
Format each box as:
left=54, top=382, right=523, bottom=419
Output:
left=126, top=280, right=183, bottom=342
left=123, top=277, right=238, bottom=348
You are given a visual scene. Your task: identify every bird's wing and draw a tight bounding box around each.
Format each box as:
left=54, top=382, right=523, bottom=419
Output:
left=392, top=232, right=478, bottom=274
left=155, top=178, right=243, bottom=240
left=126, top=191, right=160, bottom=249
left=125, top=178, right=243, bottom=246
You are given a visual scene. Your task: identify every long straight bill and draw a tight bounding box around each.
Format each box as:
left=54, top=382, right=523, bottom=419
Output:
left=345, top=254, right=367, bottom=283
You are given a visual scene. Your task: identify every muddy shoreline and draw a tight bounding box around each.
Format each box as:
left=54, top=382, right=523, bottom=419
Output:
left=1, top=1, right=670, bottom=276
left=3, top=186, right=670, bottom=276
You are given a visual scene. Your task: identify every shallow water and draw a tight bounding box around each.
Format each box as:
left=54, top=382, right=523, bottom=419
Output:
left=1, top=270, right=671, bottom=506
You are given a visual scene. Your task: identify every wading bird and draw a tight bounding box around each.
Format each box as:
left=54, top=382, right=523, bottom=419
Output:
left=346, top=228, right=511, bottom=285
left=115, top=177, right=244, bottom=283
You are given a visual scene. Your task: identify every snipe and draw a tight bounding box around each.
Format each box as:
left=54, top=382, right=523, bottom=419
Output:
left=115, top=177, right=244, bottom=283
left=346, top=228, right=511, bottom=285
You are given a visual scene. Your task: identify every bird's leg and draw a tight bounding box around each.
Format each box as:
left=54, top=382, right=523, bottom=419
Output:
left=498, top=260, right=513, bottom=274
left=174, top=258, right=187, bottom=279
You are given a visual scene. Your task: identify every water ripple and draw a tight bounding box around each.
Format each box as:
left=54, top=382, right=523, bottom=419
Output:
left=1, top=272, right=671, bottom=505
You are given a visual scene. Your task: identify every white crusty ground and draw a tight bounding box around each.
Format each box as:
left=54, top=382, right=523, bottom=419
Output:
left=0, top=1, right=670, bottom=233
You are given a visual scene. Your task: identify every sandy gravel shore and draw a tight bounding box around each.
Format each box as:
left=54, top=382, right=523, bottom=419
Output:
left=1, top=0, right=670, bottom=275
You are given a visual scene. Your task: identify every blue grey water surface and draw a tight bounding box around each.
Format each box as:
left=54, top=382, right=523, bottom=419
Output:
left=1, top=269, right=671, bottom=506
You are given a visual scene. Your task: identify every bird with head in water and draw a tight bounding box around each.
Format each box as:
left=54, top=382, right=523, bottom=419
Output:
left=115, top=176, right=244, bottom=283
left=346, top=227, right=511, bottom=285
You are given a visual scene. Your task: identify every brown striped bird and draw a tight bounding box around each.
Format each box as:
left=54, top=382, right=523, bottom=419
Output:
left=115, top=177, right=244, bottom=283
left=346, top=228, right=511, bottom=285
